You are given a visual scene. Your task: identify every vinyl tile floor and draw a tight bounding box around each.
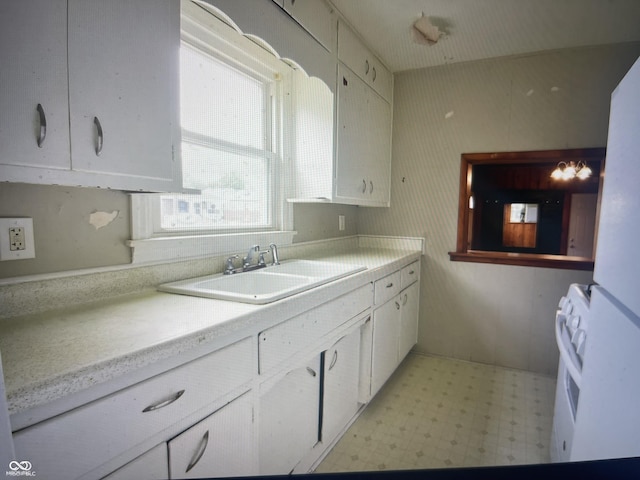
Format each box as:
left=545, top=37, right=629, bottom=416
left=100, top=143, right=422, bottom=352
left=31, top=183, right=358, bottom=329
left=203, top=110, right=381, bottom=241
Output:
left=315, top=353, right=557, bottom=473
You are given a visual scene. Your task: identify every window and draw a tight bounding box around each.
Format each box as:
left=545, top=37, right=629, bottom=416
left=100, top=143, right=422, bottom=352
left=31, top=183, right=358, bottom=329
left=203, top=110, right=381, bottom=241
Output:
left=130, top=1, right=295, bottom=262
left=160, top=40, right=277, bottom=232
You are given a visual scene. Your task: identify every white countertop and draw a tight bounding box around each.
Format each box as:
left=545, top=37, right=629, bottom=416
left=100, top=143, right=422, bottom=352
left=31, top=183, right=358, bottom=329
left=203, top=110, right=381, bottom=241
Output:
left=0, top=247, right=421, bottom=423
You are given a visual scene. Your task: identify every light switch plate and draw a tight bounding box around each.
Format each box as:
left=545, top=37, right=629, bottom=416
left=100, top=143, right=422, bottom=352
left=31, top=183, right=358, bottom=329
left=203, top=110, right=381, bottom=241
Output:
left=0, top=218, right=35, bottom=261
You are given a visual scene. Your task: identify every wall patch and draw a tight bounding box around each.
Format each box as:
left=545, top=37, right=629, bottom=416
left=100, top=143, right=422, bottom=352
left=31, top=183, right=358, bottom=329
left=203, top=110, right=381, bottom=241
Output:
left=90, top=210, right=119, bottom=230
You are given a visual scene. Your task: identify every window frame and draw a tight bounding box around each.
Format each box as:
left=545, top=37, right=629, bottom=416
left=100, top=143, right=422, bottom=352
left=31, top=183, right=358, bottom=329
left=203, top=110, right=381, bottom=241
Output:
left=129, top=1, right=296, bottom=263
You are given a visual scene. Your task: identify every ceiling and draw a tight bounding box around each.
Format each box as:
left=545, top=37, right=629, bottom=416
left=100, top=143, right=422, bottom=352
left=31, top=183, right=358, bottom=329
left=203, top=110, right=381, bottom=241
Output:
left=329, top=0, right=640, bottom=72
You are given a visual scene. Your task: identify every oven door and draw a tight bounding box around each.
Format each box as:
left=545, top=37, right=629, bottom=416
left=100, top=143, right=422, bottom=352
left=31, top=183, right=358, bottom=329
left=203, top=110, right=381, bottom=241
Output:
left=551, top=311, right=583, bottom=462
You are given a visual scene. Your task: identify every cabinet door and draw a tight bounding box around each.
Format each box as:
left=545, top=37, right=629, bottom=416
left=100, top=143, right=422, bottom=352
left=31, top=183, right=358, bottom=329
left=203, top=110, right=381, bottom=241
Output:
left=0, top=0, right=70, bottom=171
left=337, top=20, right=392, bottom=102
left=322, top=328, right=361, bottom=444
left=102, top=443, right=168, bottom=480
left=259, top=355, right=321, bottom=475
left=335, top=64, right=370, bottom=204
left=398, top=282, right=420, bottom=362
left=168, top=391, right=255, bottom=479
left=67, top=0, right=180, bottom=189
left=371, top=297, right=401, bottom=397
left=282, top=0, right=335, bottom=53
left=335, top=63, right=391, bottom=207
left=367, top=88, right=392, bottom=205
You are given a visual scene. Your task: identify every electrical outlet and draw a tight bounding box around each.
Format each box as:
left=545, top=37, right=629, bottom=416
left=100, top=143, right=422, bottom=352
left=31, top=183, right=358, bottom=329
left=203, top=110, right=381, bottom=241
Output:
left=9, top=227, right=26, bottom=251
left=0, top=218, right=35, bottom=261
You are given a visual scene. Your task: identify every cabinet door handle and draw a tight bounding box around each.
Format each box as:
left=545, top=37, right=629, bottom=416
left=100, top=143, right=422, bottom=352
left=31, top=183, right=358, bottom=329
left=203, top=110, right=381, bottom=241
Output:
left=369, top=181, right=374, bottom=194
left=328, top=350, right=338, bottom=371
left=36, top=103, right=47, bottom=148
left=386, top=282, right=394, bottom=288
left=94, top=116, right=103, bottom=156
left=403, top=293, right=408, bottom=306
left=142, top=389, right=185, bottom=412
left=362, top=179, right=367, bottom=193
left=365, top=59, right=370, bottom=75
left=185, top=430, right=209, bottom=473
left=409, top=270, right=415, bottom=275
left=372, top=67, right=377, bottom=82
left=395, top=301, right=400, bottom=310
left=306, top=366, right=317, bottom=377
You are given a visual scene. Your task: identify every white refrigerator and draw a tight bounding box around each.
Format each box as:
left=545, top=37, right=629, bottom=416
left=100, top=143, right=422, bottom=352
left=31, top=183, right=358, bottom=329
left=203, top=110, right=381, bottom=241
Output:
left=570, top=55, right=640, bottom=461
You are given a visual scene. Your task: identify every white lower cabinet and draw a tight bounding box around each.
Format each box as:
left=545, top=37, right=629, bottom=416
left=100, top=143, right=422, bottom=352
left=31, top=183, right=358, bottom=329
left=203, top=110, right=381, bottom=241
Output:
left=168, top=391, right=255, bottom=479
left=259, top=355, right=321, bottom=475
left=399, top=281, right=420, bottom=361
left=321, top=326, right=362, bottom=445
left=370, top=263, right=421, bottom=398
left=371, top=296, right=402, bottom=397
left=101, top=444, right=168, bottom=480
left=12, top=337, right=254, bottom=480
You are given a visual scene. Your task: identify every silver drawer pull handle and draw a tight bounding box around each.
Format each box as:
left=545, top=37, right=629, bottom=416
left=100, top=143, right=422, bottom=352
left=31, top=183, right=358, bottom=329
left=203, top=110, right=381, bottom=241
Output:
left=369, top=181, right=374, bottom=194
left=372, top=67, right=377, bottom=82
left=142, top=389, right=185, bottom=412
left=365, top=59, right=370, bottom=75
left=36, top=103, right=47, bottom=147
left=362, top=179, right=367, bottom=193
left=403, top=293, right=408, bottom=306
left=306, top=367, right=317, bottom=377
left=395, top=301, right=400, bottom=310
left=386, top=282, right=394, bottom=288
left=186, top=430, right=209, bottom=473
left=94, top=116, right=103, bottom=156
left=328, top=350, right=338, bottom=371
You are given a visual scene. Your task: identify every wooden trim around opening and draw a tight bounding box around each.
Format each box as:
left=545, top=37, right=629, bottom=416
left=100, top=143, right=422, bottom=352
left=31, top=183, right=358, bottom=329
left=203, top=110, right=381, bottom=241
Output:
left=449, top=148, right=605, bottom=271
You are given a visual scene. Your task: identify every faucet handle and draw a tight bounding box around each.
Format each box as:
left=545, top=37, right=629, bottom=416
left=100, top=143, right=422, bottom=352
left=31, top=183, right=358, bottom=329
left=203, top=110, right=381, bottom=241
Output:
left=258, top=250, right=270, bottom=266
left=224, top=254, right=239, bottom=274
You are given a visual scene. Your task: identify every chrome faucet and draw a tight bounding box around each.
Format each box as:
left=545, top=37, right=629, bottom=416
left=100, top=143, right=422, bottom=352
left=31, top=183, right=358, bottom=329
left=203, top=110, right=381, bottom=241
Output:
left=243, top=245, right=260, bottom=269
left=224, top=243, right=277, bottom=275
left=269, top=243, right=280, bottom=266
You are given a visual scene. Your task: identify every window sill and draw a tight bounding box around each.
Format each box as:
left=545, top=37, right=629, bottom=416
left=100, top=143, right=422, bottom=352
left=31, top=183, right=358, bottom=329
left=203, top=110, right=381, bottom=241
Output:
left=127, top=231, right=297, bottom=264
left=448, top=250, right=594, bottom=271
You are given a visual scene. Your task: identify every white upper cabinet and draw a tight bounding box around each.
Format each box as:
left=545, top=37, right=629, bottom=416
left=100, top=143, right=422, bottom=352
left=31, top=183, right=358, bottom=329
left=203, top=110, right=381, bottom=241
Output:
left=0, top=0, right=183, bottom=192
left=67, top=0, right=181, bottom=189
left=335, top=64, right=391, bottom=207
left=281, top=0, right=336, bottom=53
left=338, top=19, right=392, bottom=102
left=207, top=0, right=336, bottom=91
left=0, top=0, right=70, bottom=171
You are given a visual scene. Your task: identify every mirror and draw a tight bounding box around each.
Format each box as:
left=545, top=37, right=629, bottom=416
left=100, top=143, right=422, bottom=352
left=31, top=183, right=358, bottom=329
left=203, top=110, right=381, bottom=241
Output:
left=450, top=148, right=605, bottom=270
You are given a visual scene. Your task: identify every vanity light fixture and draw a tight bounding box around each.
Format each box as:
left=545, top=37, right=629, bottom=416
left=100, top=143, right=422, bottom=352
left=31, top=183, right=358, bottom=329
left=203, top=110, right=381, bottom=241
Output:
left=550, top=161, right=592, bottom=180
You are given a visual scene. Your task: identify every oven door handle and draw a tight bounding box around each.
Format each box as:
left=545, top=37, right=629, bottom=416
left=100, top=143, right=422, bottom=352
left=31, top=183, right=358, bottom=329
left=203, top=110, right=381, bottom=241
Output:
left=555, top=311, right=582, bottom=388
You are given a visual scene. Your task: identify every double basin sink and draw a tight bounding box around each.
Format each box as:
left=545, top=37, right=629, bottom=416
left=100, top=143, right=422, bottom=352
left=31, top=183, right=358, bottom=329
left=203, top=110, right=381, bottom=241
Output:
left=158, top=259, right=366, bottom=304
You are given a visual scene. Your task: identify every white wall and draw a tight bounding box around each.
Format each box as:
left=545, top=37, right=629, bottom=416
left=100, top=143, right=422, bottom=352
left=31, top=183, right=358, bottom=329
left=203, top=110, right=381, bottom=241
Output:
left=358, top=43, right=640, bottom=375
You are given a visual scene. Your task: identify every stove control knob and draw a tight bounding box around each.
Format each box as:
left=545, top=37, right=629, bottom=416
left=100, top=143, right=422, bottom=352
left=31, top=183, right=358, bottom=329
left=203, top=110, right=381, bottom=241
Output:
left=570, top=314, right=581, bottom=330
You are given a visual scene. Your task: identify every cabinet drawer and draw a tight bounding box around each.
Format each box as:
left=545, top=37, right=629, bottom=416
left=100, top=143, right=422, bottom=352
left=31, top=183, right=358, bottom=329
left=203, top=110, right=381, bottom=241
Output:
left=374, top=271, right=401, bottom=305
left=13, top=337, right=254, bottom=480
left=401, top=261, right=420, bottom=288
left=258, top=284, right=372, bottom=374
